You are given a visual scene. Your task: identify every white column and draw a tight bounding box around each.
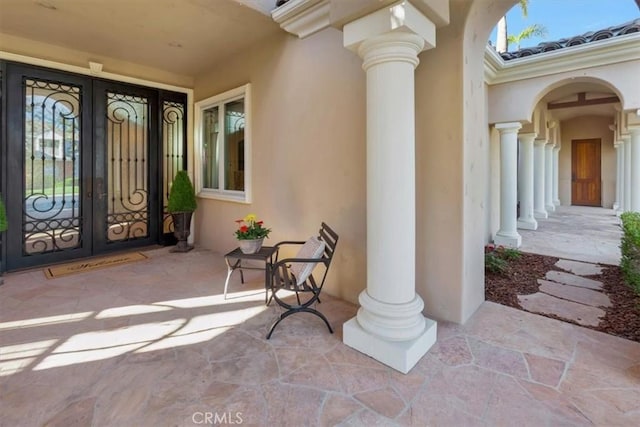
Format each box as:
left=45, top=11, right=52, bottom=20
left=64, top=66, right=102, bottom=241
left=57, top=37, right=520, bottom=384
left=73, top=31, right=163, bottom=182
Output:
left=544, top=142, right=555, bottom=212
left=614, top=141, right=622, bottom=211
left=342, top=3, right=437, bottom=374
left=517, top=133, right=537, bottom=230
left=494, top=123, right=522, bottom=247
left=534, top=139, right=548, bottom=218
left=620, top=138, right=627, bottom=212
left=631, top=127, right=640, bottom=212
left=624, top=136, right=632, bottom=212
left=553, top=146, right=561, bottom=206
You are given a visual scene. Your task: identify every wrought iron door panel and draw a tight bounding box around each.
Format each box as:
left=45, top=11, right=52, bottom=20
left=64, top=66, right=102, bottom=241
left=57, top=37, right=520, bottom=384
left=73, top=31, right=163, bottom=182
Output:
left=162, top=100, right=185, bottom=236
left=4, top=64, right=93, bottom=270
left=93, top=82, right=158, bottom=253
left=1, top=62, right=185, bottom=271
left=105, top=92, right=149, bottom=242
left=23, top=79, right=83, bottom=254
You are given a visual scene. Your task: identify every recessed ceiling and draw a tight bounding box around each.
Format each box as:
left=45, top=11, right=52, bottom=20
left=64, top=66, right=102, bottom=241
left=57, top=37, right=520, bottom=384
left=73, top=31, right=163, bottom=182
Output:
left=540, top=82, right=620, bottom=122
left=0, top=0, right=281, bottom=78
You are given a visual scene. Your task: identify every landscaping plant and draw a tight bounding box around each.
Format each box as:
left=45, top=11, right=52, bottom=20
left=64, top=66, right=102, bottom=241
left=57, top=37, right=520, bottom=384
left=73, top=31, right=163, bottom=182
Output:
left=0, top=196, right=6, bottom=233
left=620, top=212, right=640, bottom=294
left=485, top=244, right=521, bottom=275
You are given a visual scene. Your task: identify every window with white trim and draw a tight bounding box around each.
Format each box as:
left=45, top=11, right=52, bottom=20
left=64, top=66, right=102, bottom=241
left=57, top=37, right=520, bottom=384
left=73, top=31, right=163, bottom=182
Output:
left=195, top=84, right=251, bottom=203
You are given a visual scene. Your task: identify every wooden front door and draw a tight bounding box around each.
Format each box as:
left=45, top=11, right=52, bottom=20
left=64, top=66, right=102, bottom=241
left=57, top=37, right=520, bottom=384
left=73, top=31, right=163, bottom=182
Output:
left=571, top=139, right=601, bottom=206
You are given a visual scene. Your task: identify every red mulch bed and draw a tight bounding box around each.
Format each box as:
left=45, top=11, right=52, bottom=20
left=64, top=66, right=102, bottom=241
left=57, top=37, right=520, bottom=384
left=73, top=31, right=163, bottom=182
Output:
left=485, top=252, right=640, bottom=343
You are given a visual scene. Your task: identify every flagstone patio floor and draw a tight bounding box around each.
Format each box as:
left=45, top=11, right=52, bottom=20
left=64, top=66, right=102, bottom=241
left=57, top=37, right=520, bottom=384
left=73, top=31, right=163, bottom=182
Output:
left=1, top=246, right=639, bottom=426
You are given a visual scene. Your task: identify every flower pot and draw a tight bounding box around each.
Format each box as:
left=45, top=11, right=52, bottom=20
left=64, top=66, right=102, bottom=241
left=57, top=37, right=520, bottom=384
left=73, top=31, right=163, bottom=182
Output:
left=238, top=238, right=264, bottom=254
left=170, top=211, right=194, bottom=253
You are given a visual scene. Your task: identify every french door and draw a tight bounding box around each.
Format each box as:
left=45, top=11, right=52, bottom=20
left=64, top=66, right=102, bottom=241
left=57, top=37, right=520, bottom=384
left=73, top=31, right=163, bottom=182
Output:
left=1, top=62, right=187, bottom=271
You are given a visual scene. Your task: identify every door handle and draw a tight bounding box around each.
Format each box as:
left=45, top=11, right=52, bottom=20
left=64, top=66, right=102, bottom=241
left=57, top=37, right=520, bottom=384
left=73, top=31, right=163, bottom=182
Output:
left=95, top=178, right=105, bottom=200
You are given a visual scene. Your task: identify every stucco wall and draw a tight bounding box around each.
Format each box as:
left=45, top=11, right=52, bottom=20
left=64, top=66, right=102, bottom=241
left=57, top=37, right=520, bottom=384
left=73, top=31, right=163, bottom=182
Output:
left=192, top=29, right=367, bottom=303
left=559, top=115, right=615, bottom=207
left=415, top=2, right=466, bottom=323
left=489, top=60, right=640, bottom=124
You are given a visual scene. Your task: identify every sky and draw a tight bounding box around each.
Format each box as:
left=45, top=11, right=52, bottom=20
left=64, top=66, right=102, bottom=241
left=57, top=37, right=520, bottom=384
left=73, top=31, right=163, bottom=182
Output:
left=489, top=0, right=640, bottom=51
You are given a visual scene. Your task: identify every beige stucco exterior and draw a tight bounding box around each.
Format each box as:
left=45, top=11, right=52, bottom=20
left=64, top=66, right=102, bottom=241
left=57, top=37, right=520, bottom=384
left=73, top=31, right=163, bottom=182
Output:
left=488, top=61, right=640, bottom=124
left=193, top=29, right=367, bottom=303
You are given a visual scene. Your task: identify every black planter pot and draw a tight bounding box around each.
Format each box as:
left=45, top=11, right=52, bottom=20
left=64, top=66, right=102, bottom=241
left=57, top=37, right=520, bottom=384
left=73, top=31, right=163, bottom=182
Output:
left=170, top=211, right=194, bottom=252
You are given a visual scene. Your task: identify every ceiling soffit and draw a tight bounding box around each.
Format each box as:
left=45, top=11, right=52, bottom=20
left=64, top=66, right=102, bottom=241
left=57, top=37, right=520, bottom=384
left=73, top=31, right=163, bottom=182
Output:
left=0, top=0, right=281, bottom=77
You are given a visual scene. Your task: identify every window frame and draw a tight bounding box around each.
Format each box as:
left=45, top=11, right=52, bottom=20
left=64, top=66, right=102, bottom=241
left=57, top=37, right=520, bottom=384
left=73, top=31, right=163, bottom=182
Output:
left=194, top=83, right=251, bottom=203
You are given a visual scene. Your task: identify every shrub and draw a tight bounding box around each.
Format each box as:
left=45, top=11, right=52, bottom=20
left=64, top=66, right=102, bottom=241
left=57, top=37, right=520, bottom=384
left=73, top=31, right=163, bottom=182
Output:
left=485, top=244, right=521, bottom=275
left=620, top=212, right=640, bottom=294
left=0, top=196, right=7, bottom=232
left=485, top=251, right=508, bottom=274
left=167, top=171, right=197, bottom=213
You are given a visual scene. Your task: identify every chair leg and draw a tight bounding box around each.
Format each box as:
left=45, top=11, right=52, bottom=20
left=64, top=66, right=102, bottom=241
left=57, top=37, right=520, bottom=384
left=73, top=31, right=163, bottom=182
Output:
left=266, top=307, right=334, bottom=339
left=304, top=307, right=334, bottom=334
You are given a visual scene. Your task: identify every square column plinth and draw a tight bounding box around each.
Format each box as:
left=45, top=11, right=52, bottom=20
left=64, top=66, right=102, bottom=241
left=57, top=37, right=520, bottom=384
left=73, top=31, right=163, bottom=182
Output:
left=343, top=317, right=437, bottom=374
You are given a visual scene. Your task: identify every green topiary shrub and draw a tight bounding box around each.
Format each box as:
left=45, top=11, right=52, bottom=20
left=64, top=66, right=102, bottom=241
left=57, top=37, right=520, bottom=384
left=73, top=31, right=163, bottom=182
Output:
left=620, top=212, right=640, bottom=294
left=167, top=171, right=197, bottom=213
left=0, top=196, right=7, bottom=232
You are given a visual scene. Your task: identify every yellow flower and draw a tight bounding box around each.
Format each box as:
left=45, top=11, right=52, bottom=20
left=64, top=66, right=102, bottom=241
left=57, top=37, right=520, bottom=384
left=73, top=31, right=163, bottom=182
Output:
left=244, top=213, right=257, bottom=223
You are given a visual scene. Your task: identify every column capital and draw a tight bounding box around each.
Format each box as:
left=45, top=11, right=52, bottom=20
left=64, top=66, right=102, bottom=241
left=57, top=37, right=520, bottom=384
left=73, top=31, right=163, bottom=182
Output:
left=622, top=134, right=631, bottom=143
left=358, top=33, right=426, bottom=70
left=628, top=125, right=640, bottom=136
left=344, top=1, right=436, bottom=54
left=534, top=138, right=547, bottom=147
left=518, top=132, right=537, bottom=143
left=494, top=122, right=522, bottom=134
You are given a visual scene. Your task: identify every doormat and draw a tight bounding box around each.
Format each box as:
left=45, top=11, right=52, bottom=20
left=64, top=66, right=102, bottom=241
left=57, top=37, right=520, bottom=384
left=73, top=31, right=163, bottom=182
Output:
left=44, top=252, right=148, bottom=279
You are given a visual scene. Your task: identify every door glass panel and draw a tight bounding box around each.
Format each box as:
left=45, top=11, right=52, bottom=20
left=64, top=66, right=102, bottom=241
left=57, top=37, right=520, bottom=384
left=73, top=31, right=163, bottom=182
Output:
left=23, top=79, right=82, bottom=255
left=162, top=101, right=185, bottom=234
left=106, top=92, right=149, bottom=242
left=224, top=100, right=244, bottom=191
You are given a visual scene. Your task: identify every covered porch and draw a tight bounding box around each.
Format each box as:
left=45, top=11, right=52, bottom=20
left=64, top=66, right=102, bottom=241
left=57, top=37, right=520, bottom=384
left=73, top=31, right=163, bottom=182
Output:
left=1, top=248, right=639, bottom=425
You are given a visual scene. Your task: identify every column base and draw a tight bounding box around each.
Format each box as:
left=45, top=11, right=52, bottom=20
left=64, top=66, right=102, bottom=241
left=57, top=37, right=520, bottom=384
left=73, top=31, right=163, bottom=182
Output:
left=494, top=231, right=522, bottom=248
left=517, top=218, right=538, bottom=230
left=343, top=316, right=437, bottom=374
left=613, top=202, right=620, bottom=210
left=553, top=199, right=561, bottom=207
left=534, top=209, right=548, bottom=219
left=545, top=203, right=556, bottom=212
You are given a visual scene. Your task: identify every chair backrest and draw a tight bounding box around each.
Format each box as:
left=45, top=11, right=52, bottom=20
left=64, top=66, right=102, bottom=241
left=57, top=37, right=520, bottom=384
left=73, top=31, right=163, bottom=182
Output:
left=309, top=222, right=338, bottom=288
left=318, top=222, right=339, bottom=263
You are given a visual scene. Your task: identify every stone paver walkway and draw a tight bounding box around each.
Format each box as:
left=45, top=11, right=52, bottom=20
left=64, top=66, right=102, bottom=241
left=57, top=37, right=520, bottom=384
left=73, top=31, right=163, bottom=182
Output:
left=519, top=206, right=621, bottom=265
left=1, top=248, right=639, bottom=425
left=518, top=258, right=611, bottom=328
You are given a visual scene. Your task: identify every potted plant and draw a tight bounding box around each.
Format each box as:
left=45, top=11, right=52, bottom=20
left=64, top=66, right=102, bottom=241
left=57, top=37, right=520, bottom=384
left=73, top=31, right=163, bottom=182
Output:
left=167, top=171, right=197, bottom=252
left=0, top=196, right=7, bottom=285
left=235, top=214, right=271, bottom=254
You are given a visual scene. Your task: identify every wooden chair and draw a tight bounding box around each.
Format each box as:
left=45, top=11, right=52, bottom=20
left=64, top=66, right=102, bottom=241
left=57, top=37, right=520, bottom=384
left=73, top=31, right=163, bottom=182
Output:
left=266, top=222, right=339, bottom=339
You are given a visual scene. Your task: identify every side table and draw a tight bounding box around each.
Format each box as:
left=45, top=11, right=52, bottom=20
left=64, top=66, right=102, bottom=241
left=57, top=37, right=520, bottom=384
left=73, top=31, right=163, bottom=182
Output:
left=223, top=246, right=279, bottom=303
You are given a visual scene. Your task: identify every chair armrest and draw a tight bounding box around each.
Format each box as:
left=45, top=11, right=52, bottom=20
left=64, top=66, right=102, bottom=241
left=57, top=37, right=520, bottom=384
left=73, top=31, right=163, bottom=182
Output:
left=274, top=240, right=306, bottom=248
left=272, top=257, right=328, bottom=270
